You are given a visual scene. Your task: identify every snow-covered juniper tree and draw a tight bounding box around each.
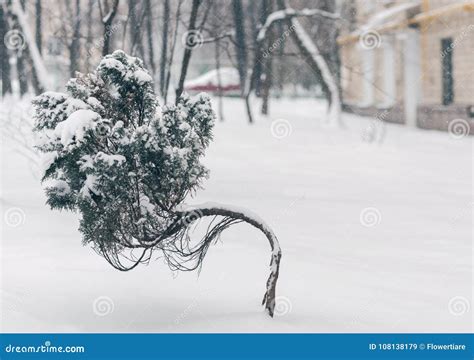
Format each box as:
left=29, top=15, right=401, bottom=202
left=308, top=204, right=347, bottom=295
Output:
left=32, top=50, right=281, bottom=316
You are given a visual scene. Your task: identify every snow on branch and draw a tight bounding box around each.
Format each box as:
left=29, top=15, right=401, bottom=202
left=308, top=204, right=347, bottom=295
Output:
left=99, top=0, right=120, bottom=25
left=290, top=18, right=342, bottom=126
left=257, top=7, right=340, bottom=42
left=249, top=5, right=342, bottom=126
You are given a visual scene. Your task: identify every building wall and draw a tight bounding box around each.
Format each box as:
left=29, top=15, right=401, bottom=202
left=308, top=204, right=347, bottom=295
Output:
left=420, top=4, right=474, bottom=105
left=417, top=1, right=474, bottom=132
left=339, top=0, right=474, bottom=133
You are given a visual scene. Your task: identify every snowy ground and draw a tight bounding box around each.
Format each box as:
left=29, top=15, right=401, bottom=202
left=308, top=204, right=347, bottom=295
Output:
left=1, top=97, right=472, bottom=333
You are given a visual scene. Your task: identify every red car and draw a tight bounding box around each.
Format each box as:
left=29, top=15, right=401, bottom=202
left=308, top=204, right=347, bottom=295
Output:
left=184, top=68, right=241, bottom=96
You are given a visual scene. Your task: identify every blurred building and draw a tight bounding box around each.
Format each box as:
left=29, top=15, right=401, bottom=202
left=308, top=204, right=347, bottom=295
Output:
left=338, top=0, right=474, bottom=133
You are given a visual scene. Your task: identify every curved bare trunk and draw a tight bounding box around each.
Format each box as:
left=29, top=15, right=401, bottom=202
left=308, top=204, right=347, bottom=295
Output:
left=177, top=204, right=282, bottom=317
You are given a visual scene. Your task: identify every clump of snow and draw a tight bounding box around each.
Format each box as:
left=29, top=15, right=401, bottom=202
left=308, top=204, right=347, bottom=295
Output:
left=78, top=155, right=94, bottom=171
left=99, top=58, right=126, bottom=74
left=42, top=91, right=67, bottom=103
left=95, top=152, right=126, bottom=166
left=39, top=151, right=58, bottom=175
left=64, top=99, right=89, bottom=116
left=87, top=97, right=102, bottom=108
left=132, top=70, right=153, bottom=84
left=79, top=174, right=100, bottom=199
left=46, top=179, right=71, bottom=196
left=53, top=109, right=99, bottom=146
left=138, top=193, right=156, bottom=215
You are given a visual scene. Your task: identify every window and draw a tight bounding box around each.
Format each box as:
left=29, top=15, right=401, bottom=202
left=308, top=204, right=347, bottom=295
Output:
left=441, top=38, right=454, bottom=105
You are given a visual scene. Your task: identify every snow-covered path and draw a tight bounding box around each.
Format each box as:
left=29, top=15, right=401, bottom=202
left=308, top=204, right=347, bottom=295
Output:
left=1, top=97, right=472, bottom=332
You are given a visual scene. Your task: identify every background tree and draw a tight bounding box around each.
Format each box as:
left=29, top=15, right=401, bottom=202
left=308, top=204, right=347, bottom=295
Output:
left=144, top=0, right=156, bottom=76
left=30, top=0, right=42, bottom=94
left=231, top=0, right=247, bottom=94
left=99, top=0, right=120, bottom=56
left=260, top=0, right=274, bottom=115
left=244, top=2, right=342, bottom=126
left=10, top=0, right=48, bottom=92
left=158, top=0, right=170, bottom=97
left=128, top=0, right=144, bottom=59
left=0, top=1, right=13, bottom=96
left=163, top=0, right=183, bottom=102
left=35, top=0, right=41, bottom=53
left=66, top=0, right=81, bottom=77
left=175, top=0, right=202, bottom=101
left=9, top=3, right=29, bottom=96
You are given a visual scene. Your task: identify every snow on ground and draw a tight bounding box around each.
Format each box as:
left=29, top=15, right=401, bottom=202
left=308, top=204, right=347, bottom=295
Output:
left=1, top=97, right=472, bottom=333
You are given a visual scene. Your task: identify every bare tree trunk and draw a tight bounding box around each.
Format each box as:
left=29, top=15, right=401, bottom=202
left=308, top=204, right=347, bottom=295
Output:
left=175, top=0, right=201, bottom=102
left=100, top=0, right=120, bottom=56
left=260, top=0, right=273, bottom=115
left=312, top=0, right=341, bottom=100
left=247, top=0, right=261, bottom=97
left=176, top=204, right=282, bottom=317
left=10, top=0, right=48, bottom=91
left=159, top=0, right=169, bottom=97
left=242, top=0, right=273, bottom=123
left=276, top=0, right=341, bottom=125
left=248, top=2, right=341, bottom=126
left=244, top=81, right=254, bottom=124
left=9, top=7, right=28, bottom=96
left=144, top=0, right=155, bottom=76
left=16, top=50, right=28, bottom=96
left=35, top=0, right=41, bottom=53
left=28, top=0, right=42, bottom=94
left=260, top=63, right=272, bottom=115
left=0, top=2, right=12, bottom=96
left=214, top=38, right=224, bottom=122
left=128, top=0, right=144, bottom=58
left=275, top=14, right=286, bottom=97
left=85, top=0, right=94, bottom=70
left=289, top=18, right=341, bottom=126
left=68, top=0, right=81, bottom=77
left=243, top=30, right=268, bottom=123
left=163, top=0, right=182, bottom=103
left=231, top=0, right=247, bottom=94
